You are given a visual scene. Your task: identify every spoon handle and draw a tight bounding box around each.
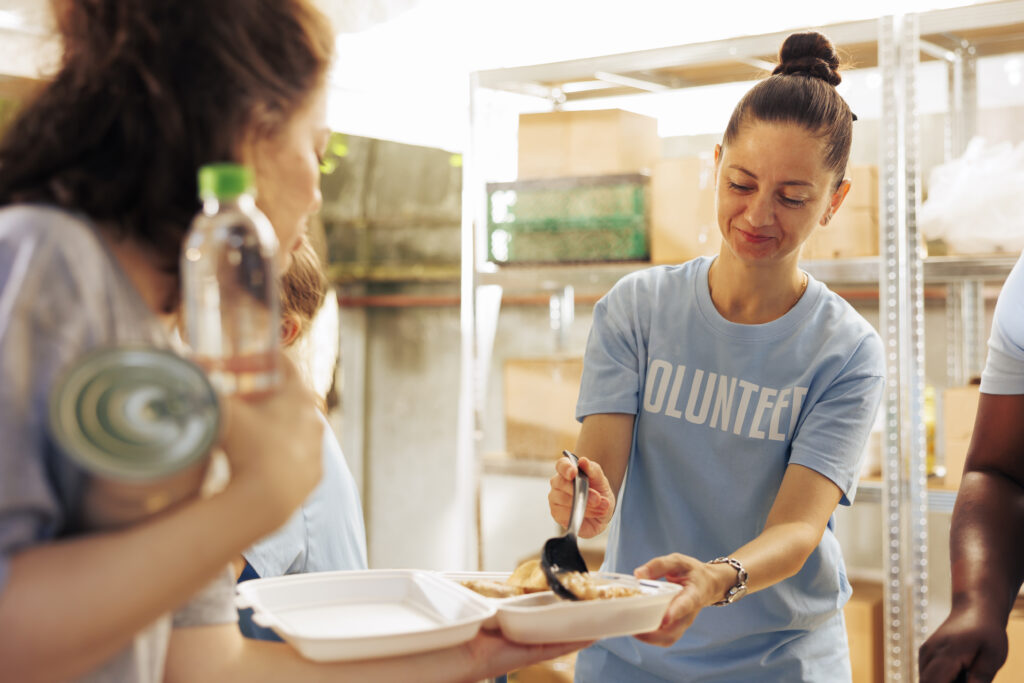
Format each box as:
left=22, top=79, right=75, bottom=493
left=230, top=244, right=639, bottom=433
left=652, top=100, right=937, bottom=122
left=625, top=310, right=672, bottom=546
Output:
left=563, top=450, right=589, bottom=539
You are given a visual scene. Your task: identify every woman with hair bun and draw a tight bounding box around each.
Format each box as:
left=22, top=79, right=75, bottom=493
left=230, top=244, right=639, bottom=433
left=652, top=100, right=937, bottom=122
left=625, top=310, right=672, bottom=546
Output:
left=548, top=31, right=884, bottom=681
left=0, top=1, right=582, bottom=680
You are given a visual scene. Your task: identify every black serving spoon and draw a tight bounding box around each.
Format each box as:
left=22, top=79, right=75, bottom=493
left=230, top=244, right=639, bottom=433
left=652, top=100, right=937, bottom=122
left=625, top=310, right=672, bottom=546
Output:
left=541, top=450, right=590, bottom=600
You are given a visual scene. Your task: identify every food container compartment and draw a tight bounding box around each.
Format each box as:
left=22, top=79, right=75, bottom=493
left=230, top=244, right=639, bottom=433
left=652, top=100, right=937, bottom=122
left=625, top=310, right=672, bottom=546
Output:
left=441, top=571, right=548, bottom=630
left=441, top=570, right=681, bottom=644
left=235, top=569, right=496, bottom=662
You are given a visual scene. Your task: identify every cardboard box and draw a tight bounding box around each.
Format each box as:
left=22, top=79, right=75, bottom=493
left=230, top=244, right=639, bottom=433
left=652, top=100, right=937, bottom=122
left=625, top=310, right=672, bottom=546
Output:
left=802, top=165, right=880, bottom=261
left=504, top=357, right=583, bottom=459
left=845, top=580, right=884, bottom=683
left=650, top=156, right=721, bottom=264
left=802, top=207, right=879, bottom=260
left=844, top=165, right=879, bottom=212
left=943, top=384, right=981, bottom=488
left=517, top=109, right=660, bottom=180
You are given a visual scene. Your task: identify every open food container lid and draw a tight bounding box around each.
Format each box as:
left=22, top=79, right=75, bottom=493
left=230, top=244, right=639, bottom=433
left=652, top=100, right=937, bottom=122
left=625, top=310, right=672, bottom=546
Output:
left=235, top=569, right=497, bottom=662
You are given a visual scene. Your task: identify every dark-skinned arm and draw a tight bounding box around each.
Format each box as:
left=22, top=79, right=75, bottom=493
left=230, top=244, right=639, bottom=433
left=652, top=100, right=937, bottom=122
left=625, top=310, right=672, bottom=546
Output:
left=920, top=392, right=1024, bottom=683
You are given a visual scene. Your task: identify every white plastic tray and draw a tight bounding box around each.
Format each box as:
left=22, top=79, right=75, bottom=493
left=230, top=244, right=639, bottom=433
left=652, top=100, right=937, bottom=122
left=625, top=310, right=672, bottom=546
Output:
left=235, top=569, right=497, bottom=662
left=441, top=571, right=682, bottom=644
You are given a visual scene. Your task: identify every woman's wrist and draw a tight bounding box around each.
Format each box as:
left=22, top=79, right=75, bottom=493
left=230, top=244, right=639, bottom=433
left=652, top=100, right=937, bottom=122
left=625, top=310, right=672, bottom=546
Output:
left=950, top=588, right=1015, bottom=621
left=207, top=479, right=296, bottom=549
left=704, top=561, right=743, bottom=607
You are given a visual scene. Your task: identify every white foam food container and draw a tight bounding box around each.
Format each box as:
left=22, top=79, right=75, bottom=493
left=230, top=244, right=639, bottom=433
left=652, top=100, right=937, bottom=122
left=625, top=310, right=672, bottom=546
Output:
left=235, top=569, right=497, bottom=662
left=441, top=571, right=541, bottom=630
left=441, top=571, right=682, bottom=644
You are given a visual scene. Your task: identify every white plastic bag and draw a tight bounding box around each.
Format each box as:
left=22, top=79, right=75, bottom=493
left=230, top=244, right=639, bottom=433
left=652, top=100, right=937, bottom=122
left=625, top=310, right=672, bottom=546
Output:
left=919, top=137, right=1024, bottom=254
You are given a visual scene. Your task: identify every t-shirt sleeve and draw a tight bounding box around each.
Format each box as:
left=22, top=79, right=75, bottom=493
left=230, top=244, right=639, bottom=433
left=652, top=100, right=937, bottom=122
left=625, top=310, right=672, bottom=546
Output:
left=0, top=230, right=95, bottom=594
left=576, top=284, right=644, bottom=420
left=242, top=512, right=306, bottom=578
left=172, top=565, right=239, bottom=628
left=789, top=333, right=886, bottom=506
left=981, top=252, right=1024, bottom=395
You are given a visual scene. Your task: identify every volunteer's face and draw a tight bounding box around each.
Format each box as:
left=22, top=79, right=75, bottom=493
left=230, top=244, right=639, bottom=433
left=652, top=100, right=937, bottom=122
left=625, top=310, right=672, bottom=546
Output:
left=714, top=121, right=846, bottom=264
left=249, top=86, right=330, bottom=271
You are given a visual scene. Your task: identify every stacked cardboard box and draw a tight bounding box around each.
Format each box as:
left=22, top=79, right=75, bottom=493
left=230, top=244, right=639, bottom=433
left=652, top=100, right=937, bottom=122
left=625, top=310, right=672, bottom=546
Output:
left=846, top=579, right=884, bottom=683
left=942, top=383, right=981, bottom=488
left=504, top=357, right=583, bottom=459
left=512, top=110, right=659, bottom=264
left=649, top=155, right=721, bottom=264
left=803, top=165, right=879, bottom=260
left=517, top=109, right=660, bottom=180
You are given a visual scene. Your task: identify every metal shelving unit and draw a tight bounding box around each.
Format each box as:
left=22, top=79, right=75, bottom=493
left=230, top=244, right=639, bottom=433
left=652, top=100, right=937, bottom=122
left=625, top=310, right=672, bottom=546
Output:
left=476, top=255, right=1017, bottom=296
left=857, top=479, right=959, bottom=512
left=459, top=3, right=1024, bottom=680
left=879, top=7, right=1024, bottom=680
left=478, top=461, right=965, bottom=512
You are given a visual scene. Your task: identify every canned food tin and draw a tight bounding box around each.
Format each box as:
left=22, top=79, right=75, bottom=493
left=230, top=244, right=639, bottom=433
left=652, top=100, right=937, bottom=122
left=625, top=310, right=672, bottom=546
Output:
left=49, top=347, right=220, bottom=481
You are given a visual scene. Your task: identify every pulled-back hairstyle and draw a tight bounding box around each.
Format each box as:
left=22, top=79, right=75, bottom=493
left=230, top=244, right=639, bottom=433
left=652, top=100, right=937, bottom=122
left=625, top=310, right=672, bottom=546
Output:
left=281, top=235, right=328, bottom=342
left=0, top=0, right=334, bottom=297
left=723, top=31, right=855, bottom=189
left=280, top=234, right=331, bottom=412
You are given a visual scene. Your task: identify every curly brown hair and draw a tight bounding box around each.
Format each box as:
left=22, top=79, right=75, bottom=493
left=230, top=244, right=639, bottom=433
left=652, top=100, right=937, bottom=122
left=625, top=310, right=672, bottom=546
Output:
left=0, top=0, right=334, bottom=294
left=281, top=235, right=328, bottom=340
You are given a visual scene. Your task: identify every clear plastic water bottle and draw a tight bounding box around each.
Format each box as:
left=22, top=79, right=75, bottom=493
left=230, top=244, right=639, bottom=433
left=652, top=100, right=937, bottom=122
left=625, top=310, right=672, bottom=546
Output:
left=181, top=163, right=279, bottom=395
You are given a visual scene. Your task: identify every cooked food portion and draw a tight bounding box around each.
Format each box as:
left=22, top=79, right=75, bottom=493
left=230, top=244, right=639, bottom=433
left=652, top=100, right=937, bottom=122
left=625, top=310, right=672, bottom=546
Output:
left=460, top=558, right=642, bottom=601
left=505, top=558, right=548, bottom=592
left=557, top=572, right=641, bottom=600
left=459, top=579, right=525, bottom=599
left=460, top=559, right=550, bottom=598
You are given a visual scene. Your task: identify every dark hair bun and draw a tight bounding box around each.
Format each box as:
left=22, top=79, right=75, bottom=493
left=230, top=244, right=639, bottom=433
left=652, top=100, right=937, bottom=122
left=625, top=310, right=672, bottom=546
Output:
left=772, top=32, right=842, bottom=86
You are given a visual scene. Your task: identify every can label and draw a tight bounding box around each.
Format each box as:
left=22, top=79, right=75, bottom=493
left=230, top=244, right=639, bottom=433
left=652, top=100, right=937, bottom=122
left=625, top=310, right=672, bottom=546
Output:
left=49, top=347, right=220, bottom=481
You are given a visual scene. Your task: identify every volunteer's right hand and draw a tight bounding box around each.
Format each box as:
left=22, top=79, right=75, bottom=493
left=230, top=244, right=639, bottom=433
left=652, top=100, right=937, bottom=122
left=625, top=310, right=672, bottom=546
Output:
left=219, top=352, right=324, bottom=525
left=548, top=456, right=615, bottom=538
left=919, top=604, right=1008, bottom=683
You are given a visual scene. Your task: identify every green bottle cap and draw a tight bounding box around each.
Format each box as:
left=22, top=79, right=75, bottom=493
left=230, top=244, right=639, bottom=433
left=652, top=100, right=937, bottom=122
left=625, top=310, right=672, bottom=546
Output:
left=197, top=163, right=253, bottom=200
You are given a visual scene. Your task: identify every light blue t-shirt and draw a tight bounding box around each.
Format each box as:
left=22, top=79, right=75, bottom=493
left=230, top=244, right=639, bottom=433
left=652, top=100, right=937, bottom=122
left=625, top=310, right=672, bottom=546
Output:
left=981, top=251, right=1024, bottom=395
left=238, top=413, right=367, bottom=641
left=242, top=414, right=367, bottom=579
left=574, top=257, right=885, bottom=683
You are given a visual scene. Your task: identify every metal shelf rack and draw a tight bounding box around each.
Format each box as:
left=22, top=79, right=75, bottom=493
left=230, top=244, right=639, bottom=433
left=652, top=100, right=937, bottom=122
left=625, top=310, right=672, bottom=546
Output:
left=478, top=454, right=962, bottom=513
left=459, top=3, right=1024, bottom=680
left=475, top=255, right=1017, bottom=296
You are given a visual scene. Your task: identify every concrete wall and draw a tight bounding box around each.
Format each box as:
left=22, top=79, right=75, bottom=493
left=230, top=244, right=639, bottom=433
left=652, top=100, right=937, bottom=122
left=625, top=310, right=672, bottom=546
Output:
left=356, top=301, right=464, bottom=570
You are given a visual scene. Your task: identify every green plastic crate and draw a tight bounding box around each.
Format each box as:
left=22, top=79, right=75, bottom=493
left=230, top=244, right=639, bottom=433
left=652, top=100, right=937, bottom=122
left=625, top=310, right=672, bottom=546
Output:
left=487, top=174, right=648, bottom=263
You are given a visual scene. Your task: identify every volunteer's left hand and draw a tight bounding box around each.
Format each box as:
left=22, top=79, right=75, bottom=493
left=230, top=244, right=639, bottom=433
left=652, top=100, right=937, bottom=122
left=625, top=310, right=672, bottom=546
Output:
left=631, top=553, right=731, bottom=647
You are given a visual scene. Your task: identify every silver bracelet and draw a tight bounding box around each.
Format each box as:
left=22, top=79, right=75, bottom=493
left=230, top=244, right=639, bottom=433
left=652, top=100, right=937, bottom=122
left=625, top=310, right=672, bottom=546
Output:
left=707, top=556, right=748, bottom=605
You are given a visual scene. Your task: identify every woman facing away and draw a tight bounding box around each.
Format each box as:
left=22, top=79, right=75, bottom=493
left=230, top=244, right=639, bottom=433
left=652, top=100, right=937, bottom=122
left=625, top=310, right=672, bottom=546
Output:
left=0, top=1, right=582, bottom=680
left=235, top=235, right=367, bottom=642
left=548, top=31, right=886, bottom=682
